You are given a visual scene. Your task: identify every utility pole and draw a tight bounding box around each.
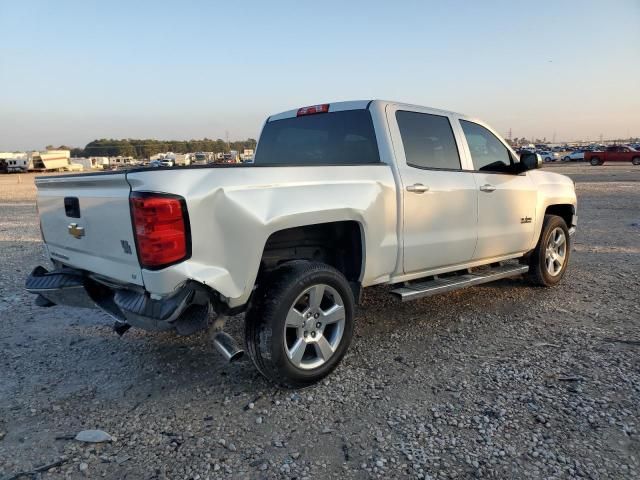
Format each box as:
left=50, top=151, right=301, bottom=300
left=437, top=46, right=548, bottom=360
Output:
left=225, top=131, right=230, bottom=152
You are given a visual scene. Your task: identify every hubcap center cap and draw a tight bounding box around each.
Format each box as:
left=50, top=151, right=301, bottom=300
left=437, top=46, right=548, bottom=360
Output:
left=303, top=311, right=320, bottom=330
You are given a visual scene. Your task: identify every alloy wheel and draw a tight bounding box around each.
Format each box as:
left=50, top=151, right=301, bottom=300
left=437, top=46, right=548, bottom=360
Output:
left=545, top=227, right=567, bottom=276
left=283, top=284, right=346, bottom=370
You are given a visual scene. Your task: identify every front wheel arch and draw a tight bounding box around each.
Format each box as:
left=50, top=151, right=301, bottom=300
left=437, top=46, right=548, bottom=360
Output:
left=543, top=204, right=574, bottom=231
left=528, top=215, right=571, bottom=287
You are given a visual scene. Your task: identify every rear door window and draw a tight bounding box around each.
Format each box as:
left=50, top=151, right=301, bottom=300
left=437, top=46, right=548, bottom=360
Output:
left=255, top=110, right=380, bottom=165
left=396, top=111, right=461, bottom=170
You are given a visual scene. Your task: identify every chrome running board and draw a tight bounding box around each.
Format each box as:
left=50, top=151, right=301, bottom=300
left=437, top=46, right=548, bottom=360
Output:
left=391, top=264, right=529, bottom=302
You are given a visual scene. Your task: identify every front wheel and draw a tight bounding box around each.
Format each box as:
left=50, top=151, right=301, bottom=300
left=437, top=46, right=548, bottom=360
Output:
left=590, top=157, right=601, bottom=166
left=245, top=261, right=355, bottom=388
left=529, top=215, right=571, bottom=287
left=632, top=156, right=640, bottom=166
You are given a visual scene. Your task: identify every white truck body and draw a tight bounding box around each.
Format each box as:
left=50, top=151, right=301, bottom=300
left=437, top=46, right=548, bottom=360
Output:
left=27, top=100, right=577, bottom=385
left=33, top=100, right=576, bottom=305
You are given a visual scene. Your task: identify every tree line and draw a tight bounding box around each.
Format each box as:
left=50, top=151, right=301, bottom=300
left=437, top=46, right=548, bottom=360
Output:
left=65, top=138, right=257, bottom=159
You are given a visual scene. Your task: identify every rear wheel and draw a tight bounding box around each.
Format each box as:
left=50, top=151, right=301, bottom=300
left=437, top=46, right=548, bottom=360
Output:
left=590, top=156, right=601, bottom=166
left=632, top=156, right=640, bottom=166
left=245, top=261, right=354, bottom=388
left=529, top=215, right=571, bottom=287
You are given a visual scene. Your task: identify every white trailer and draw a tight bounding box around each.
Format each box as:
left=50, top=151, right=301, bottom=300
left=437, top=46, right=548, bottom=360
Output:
left=2, top=158, right=29, bottom=173
left=71, top=157, right=95, bottom=170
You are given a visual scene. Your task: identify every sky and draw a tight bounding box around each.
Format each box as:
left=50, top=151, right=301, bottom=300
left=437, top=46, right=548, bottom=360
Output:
left=1, top=0, right=639, bottom=151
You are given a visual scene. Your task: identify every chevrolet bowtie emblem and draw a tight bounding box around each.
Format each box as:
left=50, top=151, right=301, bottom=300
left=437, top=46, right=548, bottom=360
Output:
left=68, top=223, right=85, bottom=239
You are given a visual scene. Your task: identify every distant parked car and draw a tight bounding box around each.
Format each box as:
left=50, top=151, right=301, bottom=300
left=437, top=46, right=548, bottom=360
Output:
left=517, top=147, right=535, bottom=154
left=160, top=158, right=175, bottom=167
left=538, top=150, right=560, bottom=162
left=563, top=151, right=585, bottom=162
left=149, top=160, right=163, bottom=168
left=584, top=146, right=640, bottom=166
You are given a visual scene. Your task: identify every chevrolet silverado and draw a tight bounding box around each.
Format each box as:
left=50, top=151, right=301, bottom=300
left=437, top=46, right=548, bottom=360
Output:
left=26, top=100, right=577, bottom=387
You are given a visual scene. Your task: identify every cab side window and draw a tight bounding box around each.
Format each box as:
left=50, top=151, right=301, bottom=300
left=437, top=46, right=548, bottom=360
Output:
left=396, top=111, right=461, bottom=170
left=460, top=120, right=512, bottom=172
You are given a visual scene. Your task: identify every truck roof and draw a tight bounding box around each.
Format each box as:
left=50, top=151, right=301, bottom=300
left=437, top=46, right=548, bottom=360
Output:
left=267, top=99, right=465, bottom=122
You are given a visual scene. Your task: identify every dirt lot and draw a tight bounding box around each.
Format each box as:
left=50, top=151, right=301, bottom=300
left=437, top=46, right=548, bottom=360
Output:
left=1, top=164, right=639, bottom=479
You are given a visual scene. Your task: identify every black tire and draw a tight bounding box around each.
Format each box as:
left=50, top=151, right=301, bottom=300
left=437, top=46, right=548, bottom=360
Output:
left=632, top=156, right=640, bottom=166
left=529, top=215, right=571, bottom=287
left=245, top=261, right=355, bottom=388
left=590, top=156, right=601, bottom=166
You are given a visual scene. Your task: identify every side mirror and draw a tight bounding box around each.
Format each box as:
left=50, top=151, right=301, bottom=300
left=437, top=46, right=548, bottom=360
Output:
left=519, top=152, right=542, bottom=171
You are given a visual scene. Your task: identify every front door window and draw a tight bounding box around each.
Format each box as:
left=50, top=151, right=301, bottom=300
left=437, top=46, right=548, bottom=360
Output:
left=460, top=120, right=513, bottom=173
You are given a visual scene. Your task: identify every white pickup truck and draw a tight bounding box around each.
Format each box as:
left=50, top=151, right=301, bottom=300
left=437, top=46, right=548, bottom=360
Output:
left=27, top=100, right=577, bottom=387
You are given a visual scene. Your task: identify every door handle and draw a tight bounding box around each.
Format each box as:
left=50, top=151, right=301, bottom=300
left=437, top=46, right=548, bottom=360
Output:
left=479, top=184, right=496, bottom=192
left=406, top=183, right=429, bottom=193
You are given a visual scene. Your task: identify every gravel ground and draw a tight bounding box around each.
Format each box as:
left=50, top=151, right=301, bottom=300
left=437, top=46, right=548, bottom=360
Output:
left=0, top=164, right=639, bottom=479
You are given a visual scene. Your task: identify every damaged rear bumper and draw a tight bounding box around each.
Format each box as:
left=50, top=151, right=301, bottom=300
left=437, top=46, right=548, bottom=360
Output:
left=25, top=266, right=214, bottom=334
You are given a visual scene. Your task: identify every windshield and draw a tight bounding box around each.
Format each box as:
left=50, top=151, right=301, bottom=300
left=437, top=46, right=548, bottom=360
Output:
left=254, top=109, right=380, bottom=165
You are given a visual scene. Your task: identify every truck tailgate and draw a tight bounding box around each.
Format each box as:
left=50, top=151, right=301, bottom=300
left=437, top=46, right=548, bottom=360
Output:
left=36, top=173, right=143, bottom=286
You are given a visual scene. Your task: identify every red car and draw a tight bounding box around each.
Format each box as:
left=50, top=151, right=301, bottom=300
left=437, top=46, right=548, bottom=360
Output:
left=585, top=146, right=640, bottom=166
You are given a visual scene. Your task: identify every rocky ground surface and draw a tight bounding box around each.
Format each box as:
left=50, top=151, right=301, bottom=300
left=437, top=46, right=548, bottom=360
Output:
left=0, top=164, right=638, bottom=479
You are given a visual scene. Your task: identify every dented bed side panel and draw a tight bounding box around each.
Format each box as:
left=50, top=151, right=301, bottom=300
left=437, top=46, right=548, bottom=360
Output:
left=126, top=165, right=398, bottom=307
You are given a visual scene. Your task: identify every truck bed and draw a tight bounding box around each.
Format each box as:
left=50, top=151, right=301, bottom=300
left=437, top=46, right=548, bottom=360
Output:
left=36, top=163, right=398, bottom=304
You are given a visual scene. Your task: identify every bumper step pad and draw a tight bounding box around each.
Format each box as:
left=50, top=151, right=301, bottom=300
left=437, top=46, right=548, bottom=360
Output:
left=25, top=266, right=212, bottom=333
left=25, top=266, right=96, bottom=308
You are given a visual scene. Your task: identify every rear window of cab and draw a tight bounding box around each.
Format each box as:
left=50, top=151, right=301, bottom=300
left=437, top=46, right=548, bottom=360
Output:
left=254, top=110, right=380, bottom=165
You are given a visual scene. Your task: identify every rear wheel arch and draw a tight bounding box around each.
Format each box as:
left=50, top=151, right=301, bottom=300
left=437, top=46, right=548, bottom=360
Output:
left=255, top=220, right=365, bottom=294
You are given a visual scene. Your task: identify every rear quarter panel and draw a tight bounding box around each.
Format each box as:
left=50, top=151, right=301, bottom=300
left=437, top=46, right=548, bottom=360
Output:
left=126, top=165, right=398, bottom=307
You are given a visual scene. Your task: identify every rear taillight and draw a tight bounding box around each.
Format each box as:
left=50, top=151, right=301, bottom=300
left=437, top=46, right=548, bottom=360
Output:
left=297, top=104, right=330, bottom=116
left=130, top=192, right=190, bottom=270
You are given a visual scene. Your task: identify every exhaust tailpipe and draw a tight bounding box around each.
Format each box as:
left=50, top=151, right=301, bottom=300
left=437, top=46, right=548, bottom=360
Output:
left=212, top=332, right=244, bottom=362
